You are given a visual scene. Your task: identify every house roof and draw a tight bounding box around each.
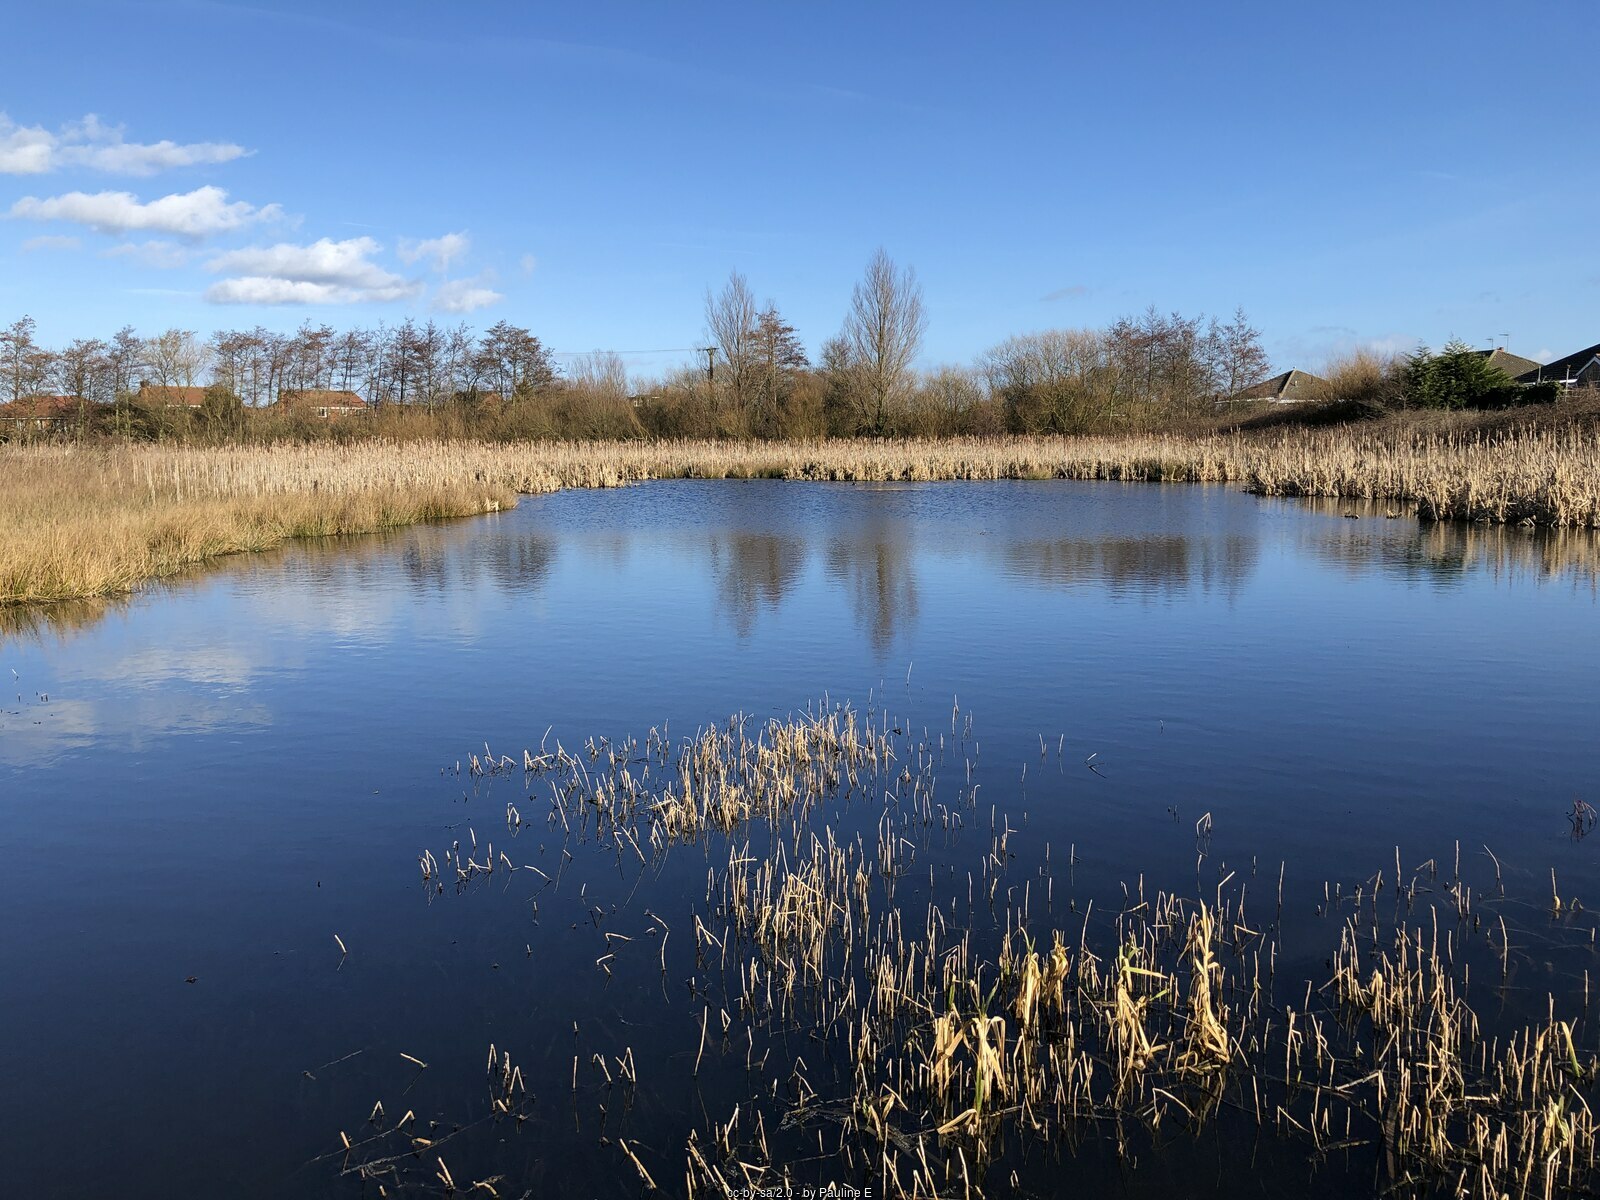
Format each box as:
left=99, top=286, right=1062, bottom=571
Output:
left=1231, top=369, right=1327, bottom=402
left=0, top=394, right=86, bottom=419
left=1476, top=348, right=1542, bottom=380
left=138, top=384, right=206, bottom=406
left=276, top=388, right=368, bottom=410
left=1517, top=342, right=1600, bottom=384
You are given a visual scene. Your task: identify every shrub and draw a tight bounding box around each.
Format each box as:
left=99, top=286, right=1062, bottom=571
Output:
left=1403, top=341, right=1518, bottom=409
left=1321, top=348, right=1403, bottom=406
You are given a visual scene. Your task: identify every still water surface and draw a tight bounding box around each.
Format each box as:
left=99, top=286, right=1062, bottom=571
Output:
left=3, top=480, right=1597, bottom=1196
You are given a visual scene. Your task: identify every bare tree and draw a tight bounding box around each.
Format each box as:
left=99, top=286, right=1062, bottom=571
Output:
left=1205, top=306, right=1270, bottom=398
left=838, top=249, right=926, bottom=434
left=819, top=335, right=859, bottom=436
left=364, top=322, right=393, bottom=405
left=410, top=320, right=446, bottom=407
left=443, top=323, right=479, bottom=401
left=1105, top=308, right=1215, bottom=418
left=245, top=328, right=279, bottom=407
left=567, top=350, right=630, bottom=402
left=982, top=329, right=1109, bottom=432
left=561, top=350, right=640, bottom=438
left=1, top=316, right=49, bottom=403
left=207, top=326, right=278, bottom=406
left=142, top=328, right=207, bottom=389
left=265, top=329, right=294, bottom=405
left=332, top=328, right=371, bottom=395
left=704, top=270, right=758, bottom=415
left=106, top=326, right=142, bottom=400
left=209, top=329, right=250, bottom=400
left=54, top=338, right=109, bottom=403
left=910, top=364, right=989, bottom=435
left=286, top=321, right=335, bottom=392
left=748, top=304, right=807, bottom=435
left=476, top=320, right=556, bottom=400
left=387, top=319, right=419, bottom=404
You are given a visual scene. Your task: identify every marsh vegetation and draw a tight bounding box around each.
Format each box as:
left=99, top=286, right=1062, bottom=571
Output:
left=335, top=704, right=1600, bottom=1198
left=4, top=424, right=1598, bottom=604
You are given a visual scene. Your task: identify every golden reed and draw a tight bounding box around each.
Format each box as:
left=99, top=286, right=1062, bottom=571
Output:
left=3, top=429, right=1596, bottom=603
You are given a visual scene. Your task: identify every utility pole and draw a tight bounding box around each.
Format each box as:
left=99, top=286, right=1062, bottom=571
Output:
left=700, top=347, right=715, bottom=383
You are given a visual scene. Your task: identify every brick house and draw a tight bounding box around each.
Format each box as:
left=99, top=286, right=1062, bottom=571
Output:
left=275, top=389, right=370, bottom=418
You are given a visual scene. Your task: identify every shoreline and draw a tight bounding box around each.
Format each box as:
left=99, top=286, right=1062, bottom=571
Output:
left=3, top=430, right=1597, bottom=606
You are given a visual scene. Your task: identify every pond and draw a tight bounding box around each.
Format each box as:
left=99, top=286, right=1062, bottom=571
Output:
left=3, top=479, right=1598, bottom=1198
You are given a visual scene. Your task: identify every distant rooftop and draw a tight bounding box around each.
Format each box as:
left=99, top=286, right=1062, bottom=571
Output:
left=1475, top=348, right=1541, bottom=380
left=0, top=394, right=86, bottom=420
left=1517, top=342, right=1600, bottom=384
left=137, top=383, right=205, bottom=407
left=1231, top=369, right=1326, bottom=403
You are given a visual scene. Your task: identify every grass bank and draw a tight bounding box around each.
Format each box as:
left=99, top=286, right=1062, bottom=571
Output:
left=2, top=427, right=1597, bottom=604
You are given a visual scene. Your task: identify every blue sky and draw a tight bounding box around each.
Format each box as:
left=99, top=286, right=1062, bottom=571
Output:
left=2, top=0, right=1595, bottom=380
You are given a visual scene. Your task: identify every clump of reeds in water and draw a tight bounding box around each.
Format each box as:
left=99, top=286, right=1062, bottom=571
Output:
left=355, top=703, right=1600, bottom=1199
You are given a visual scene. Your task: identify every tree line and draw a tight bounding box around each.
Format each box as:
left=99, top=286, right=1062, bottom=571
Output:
left=1, top=249, right=1276, bottom=442
left=0, top=314, right=558, bottom=410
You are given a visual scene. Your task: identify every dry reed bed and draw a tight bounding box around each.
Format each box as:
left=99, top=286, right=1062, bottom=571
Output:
left=354, top=707, right=1600, bottom=1199
left=1245, top=427, right=1600, bottom=527
left=4, top=428, right=1598, bottom=603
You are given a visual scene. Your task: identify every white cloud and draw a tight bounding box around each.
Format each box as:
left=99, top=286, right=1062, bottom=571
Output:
left=519, top=253, right=538, bottom=277
left=0, top=115, right=55, bottom=174
left=204, top=236, right=421, bottom=305
left=0, top=112, right=248, bottom=176
left=398, top=231, right=470, bottom=272
left=103, top=239, right=193, bottom=268
left=206, top=278, right=365, bottom=305
left=207, top=236, right=404, bottom=288
left=20, top=233, right=81, bottom=252
left=8, top=185, right=282, bottom=238
left=434, top=274, right=504, bottom=314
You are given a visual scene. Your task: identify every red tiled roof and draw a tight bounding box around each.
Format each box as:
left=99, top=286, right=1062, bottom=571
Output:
left=138, top=384, right=206, bottom=406
left=0, top=394, right=85, bottom=419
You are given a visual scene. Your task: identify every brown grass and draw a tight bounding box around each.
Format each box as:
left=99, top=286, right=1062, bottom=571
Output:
left=1321, top=346, right=1403, bottom=405
left=3, top=427, right=1597, bottom=604
left=0, top=442, right=521, bottom=604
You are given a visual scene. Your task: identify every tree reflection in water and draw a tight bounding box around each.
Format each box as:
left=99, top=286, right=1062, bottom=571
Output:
left=824, top=527, right=920, bottom=654
left=997, top=534, right=1259, bottom=600
left=5, top=490, right=1599, bottom=653
left=710, top=532, right=807, bottom=638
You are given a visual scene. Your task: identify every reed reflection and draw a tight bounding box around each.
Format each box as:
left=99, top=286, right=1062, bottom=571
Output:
left=1298, top=503, right=1600, bottom=589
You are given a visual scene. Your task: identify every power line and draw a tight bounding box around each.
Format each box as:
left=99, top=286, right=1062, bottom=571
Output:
left=549, top=346, right=701, bottom=357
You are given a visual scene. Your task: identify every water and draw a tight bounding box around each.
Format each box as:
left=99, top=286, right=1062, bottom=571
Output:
left=3, top=479, right=1597, bottom=1197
